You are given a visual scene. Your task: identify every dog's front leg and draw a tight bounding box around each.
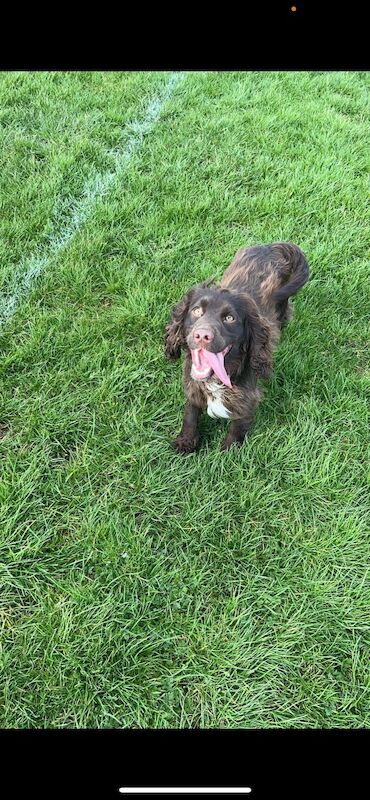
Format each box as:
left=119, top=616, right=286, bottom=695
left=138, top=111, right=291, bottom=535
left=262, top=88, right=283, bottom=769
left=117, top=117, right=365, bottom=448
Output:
left=173, top=401, right=201, bottom=454
left=221, top=416, right=254, bottom=451
left=221, top=389, right=261, bottom=451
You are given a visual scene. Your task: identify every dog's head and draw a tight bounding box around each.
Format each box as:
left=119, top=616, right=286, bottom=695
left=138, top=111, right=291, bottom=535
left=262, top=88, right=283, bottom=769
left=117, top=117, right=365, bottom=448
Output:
left=164, top=283, right=273, bottom=386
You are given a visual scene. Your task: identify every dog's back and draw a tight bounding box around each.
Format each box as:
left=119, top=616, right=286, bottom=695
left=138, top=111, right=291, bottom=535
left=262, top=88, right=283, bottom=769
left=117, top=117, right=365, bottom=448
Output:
left=219, top=241, right=309, bottom=325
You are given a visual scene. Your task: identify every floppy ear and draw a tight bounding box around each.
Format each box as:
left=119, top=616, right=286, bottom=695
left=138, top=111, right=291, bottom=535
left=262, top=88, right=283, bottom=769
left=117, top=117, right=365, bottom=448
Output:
left=164, top=290, right=193, bottom=360
left=242, top=295, right=274, bottom=379
left=164, top=278, right=215, bottom=361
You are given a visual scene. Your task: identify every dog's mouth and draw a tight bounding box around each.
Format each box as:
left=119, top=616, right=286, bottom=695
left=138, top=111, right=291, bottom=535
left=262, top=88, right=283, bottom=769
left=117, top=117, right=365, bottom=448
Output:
left=190, top=345, right=232, bottom=388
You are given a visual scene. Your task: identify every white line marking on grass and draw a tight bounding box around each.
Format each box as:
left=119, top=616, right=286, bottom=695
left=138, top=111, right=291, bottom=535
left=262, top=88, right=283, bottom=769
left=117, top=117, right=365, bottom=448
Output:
left=0, top=71, right=186, bottom=328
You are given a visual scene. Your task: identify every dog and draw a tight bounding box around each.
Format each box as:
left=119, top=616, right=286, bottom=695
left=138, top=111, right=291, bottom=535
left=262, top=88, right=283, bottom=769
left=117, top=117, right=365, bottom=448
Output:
left=165, top=242, right=309, bottom=453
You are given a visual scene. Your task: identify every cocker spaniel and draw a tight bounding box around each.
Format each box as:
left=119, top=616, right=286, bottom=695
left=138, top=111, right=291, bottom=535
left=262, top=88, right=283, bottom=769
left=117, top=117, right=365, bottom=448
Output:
left=165, top=242, right=309, bottom=452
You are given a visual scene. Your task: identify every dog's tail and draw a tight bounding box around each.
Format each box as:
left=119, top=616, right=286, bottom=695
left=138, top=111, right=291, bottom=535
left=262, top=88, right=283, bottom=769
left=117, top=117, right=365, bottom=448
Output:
left=270, top=242, right=310, bottom=303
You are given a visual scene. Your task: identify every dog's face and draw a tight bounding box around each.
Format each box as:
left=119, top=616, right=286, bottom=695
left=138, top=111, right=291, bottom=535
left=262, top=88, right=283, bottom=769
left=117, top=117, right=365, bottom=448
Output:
left=165, top=283, right=273, bottom=385
left=184, top=287, right=245, bottom=350
left=183, top=287, right=246, bottom=386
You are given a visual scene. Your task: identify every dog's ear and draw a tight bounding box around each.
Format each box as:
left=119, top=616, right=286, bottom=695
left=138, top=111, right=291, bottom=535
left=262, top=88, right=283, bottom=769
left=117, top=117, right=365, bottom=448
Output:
left=164, top=291, right=192, bottom=360
left=241, top=295, right=274, bottom=379
left=164, top=279, right=214, bottom=360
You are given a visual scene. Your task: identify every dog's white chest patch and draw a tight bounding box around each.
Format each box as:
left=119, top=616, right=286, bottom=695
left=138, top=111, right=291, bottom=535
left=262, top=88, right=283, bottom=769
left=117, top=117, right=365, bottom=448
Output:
left=205, top=380, right=231, bottom=419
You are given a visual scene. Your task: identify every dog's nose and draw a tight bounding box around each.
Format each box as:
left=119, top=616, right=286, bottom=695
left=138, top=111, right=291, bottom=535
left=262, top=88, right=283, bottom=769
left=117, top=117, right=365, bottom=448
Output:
left=193, top=326, right=214, bottom=346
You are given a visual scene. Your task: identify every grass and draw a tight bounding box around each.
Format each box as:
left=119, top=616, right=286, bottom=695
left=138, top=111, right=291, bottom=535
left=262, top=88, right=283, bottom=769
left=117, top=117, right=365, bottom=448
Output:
left=0, top=70, right=369, bottom=728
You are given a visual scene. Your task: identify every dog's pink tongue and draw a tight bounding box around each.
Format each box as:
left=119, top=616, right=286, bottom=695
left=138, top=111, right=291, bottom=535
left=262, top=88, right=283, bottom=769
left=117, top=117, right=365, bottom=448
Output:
left=202, top=349, right=232, bottom=388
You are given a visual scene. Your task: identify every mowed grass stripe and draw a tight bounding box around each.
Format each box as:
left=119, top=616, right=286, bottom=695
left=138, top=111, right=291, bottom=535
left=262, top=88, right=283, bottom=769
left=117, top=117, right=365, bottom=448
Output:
left=0, top=71, right=369, bottom=728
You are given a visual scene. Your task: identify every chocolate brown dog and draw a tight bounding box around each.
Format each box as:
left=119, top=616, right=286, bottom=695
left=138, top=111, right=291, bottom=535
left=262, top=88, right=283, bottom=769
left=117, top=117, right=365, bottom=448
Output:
left=165, top=242, right=309, bottom=452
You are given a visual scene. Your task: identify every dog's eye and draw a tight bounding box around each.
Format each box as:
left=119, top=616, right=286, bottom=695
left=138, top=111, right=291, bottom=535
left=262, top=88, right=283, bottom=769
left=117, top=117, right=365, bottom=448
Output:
left=224, top=314, right=235, bottom=323
left=192, top=306, right=203, bottom=317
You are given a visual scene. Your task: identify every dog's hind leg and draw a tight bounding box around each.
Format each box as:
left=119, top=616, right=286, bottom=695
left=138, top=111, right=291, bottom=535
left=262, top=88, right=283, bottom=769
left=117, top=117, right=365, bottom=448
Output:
left=277, top=297, right=293, bottom=328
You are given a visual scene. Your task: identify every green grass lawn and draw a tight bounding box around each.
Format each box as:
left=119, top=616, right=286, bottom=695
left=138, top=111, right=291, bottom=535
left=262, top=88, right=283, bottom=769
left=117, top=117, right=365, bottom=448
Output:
left=0, top=71, right=369, bottom=728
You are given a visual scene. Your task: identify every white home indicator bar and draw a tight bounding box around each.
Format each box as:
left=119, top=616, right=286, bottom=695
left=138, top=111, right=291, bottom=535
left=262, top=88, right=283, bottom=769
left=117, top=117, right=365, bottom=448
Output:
left=119, top=790, right=252, bottom=795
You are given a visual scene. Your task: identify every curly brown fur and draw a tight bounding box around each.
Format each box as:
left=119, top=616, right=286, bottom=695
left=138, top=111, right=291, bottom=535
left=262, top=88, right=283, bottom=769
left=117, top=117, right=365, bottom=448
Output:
left=165, top=242, right=309, bottom=452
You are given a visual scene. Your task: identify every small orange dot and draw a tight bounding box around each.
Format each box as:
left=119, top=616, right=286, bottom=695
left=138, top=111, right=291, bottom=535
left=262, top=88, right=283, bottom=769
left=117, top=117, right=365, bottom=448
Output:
left=291, top=5, right=297, bottom=10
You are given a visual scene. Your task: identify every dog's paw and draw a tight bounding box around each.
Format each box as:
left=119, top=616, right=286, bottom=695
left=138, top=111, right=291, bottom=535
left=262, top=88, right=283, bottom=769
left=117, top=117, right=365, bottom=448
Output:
left=220, top=434, right=243, bottom=452
left=172, top=435, right=198, bottom=454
